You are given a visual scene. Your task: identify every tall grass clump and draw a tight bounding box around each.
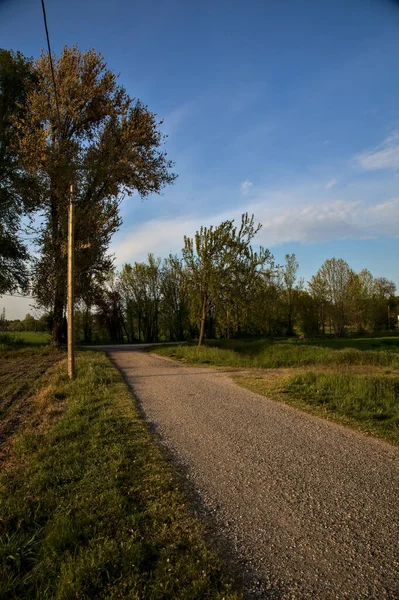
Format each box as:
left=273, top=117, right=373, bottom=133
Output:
left=286, top=371, right=399, bottom=431
left=155, top=344, right=252, bottom=367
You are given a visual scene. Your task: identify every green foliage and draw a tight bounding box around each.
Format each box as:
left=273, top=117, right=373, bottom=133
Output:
left=119, top=255, right=162, bottom=343
left=0, top=352, right=239, bottom=599
left=13, top=46, right=175, bottom=345
left=0, top=49, right=39, bottom=294
left=183, top=213, right=273, bottom=345
left=0, top=332, right=21, bottom=350
left=309, top=260, right=396, bottom=335
left=281, top=253, right=301, bottom=335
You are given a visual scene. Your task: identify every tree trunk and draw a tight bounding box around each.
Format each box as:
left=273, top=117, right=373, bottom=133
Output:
left=198, top=295, right=207, bottom=346
left=287, top=293, right=293, bottom=336
left=51, top=292, right=64, bottom=346
left=83, top=306, right=92, bottom=343
left=50, top=189, right=65, bottom=346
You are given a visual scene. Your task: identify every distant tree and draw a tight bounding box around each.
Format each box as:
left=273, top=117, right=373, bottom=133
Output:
left=159, top=255, right=190, bottom=341
left=297, top=290, right=321, bottom=337
left=309, top=258, right=353, bottom=336
left=373, top=277, right=396, bottom=330
left=119, top=255, right=162, bottom=343
left=15, top=46, right=175, bottom=345
left=95, top=275, right=125, bottom=343
left=22, top=313, right=36, bottom=332
left=281, top=253, right=301, bottom=336
left=0, top=49, right=39, bottom=294
left=242, top=268, right=283, bottom=336
left=36, top=313, right=51, bottom=332
left=183, top=213, right=272, bottom=345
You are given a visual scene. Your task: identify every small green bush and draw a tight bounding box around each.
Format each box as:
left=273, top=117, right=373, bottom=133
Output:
left=0, top=332, right=22, bottom=350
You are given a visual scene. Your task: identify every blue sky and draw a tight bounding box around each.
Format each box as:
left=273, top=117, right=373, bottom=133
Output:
left=1, top=0, right=399, bottom=318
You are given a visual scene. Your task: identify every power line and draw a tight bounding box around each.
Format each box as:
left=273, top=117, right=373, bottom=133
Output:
left=40, top=0, right=62, bottom=132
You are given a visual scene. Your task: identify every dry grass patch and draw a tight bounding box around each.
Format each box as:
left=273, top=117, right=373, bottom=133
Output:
left=0, top=348, right=63, bottom=459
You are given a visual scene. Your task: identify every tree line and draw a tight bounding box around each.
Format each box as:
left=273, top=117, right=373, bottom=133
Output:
left=68, top=213, right=397, bottom=344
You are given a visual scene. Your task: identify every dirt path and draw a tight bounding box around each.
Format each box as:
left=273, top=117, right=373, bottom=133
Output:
left=106, top=346, right=399, bottom=599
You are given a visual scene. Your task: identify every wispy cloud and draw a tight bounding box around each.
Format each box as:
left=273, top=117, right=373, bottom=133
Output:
left=112, top=197, right=399, bottom=265
left=355, top=131, right=399, bottom=170
left=326, top=179, right=338, bottom=189
left=161, top=102, right=194, bottom=136
left=112, top=217, right=198, bottom=265
left=240, top=180, right=253, bottom=195
left=251, top=198, right=399, bottom=246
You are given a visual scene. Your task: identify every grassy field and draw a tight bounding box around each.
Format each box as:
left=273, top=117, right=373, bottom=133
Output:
left=0, top=331, right=50, bottom=350
left=152, top=336, right=399, bottom=444
left=153, top=337, right=399, bottom=369
left=0, top=348, right=239, bottom=600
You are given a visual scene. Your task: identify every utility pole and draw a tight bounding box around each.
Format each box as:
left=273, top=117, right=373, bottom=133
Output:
left=388, top=304, right=391, bottom=331
left=67, top=183, right=75, bottom=378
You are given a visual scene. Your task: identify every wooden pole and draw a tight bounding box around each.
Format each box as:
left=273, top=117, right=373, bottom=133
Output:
left=67, top=184, right=75, bottom=379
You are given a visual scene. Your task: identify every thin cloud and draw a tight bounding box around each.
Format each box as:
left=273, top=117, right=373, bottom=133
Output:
left=252, top=199, right=399, bottom=245
left=161, top=102, right=194, bottom=136
left=112, top=217, right=198, bottom=265
left=112, top=198, right=399, bottom=266
left=355, top=131, right=399, bottom=170
left=240, top=180, right=253, bottom=195
left=326, top=179, right=338, bottom=189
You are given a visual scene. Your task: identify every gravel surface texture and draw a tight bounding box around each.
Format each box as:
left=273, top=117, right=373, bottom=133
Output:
left=104, top=346, right=399, bottom=600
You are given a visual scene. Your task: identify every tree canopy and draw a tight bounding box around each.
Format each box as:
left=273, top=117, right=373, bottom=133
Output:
left=12, top=46, right=175, bottom=344
left=0, top=49, right=39, bottom=294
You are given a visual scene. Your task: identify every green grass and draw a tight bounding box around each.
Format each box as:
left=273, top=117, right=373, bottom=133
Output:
left=152, top=339, right=399, bottom=369
left=206, top=335, right=399, bottom=353
left=235, top=370, right=399, bottom=445
left=0, top=331, right=50, bottom=350
left=0, top=351, right=240, bottom=600
left=17, top=331, right=51, bottom=345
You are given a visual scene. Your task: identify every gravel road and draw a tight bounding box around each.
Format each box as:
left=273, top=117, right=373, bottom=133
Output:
left=105, top=346, right=399, bottom=600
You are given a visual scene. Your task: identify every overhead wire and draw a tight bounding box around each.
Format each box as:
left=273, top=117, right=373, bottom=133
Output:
left=40, top=0, right=62, bottom=132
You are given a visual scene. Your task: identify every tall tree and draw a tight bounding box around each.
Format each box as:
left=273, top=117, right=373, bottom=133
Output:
left=15, top=46, right=175, bottom=344
left=0, top=49, right=39, bottom=293
left=183, top=213, right=272, bottom=345
left=160, top=255, right=189, bottom=341
left=281, top=253, right=301, bottom=336
left=119, top=256, right=162, bottom=343
left=309, top=258, right=352, bottom=336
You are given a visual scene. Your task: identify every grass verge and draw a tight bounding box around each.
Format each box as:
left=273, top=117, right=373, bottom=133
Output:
left=0, top=351, right=240, bottom=600
left=234, top=369, right=399, bottom=445
left=152, top=341, right=399, bottom=369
